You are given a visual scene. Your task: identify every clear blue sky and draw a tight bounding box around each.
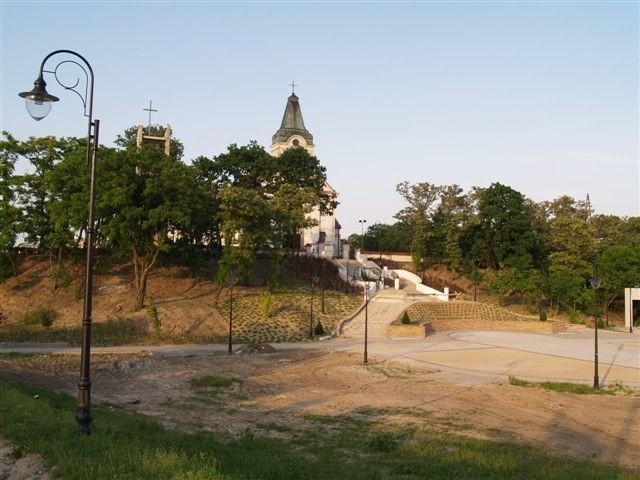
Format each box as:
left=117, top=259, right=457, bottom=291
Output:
left=1, top=1, right=638, bottom=236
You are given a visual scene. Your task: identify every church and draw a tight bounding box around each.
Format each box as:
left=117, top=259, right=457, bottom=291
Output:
left=270, top=90, right=341, bottom=259
left=136, top=90, right=342, bottom=257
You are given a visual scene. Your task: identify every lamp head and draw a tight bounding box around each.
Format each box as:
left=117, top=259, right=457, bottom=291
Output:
left=589, top=276, right=601, bottom=289
left=19, top=74, right=59, bottom=121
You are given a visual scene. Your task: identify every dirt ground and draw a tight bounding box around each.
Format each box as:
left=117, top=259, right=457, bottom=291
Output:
left=1, top=348, right=639, bottom=477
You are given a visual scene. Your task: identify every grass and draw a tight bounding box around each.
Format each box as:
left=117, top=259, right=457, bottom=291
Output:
left=508, top=376, right=634, bottom=395
left=1, top=377, right=637, bottom=479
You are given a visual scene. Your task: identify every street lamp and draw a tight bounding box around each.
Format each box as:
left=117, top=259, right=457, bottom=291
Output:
left=20, top=50, right=100, bottom=434
left=227, top=267, right=237, bottom=355
left=356, top=266, right=380, bottom=364
left=364, top=281, right=370, bottom=364
left=589, top=276, right=602, bottom=389
left=358, top=219, right=367, bottom=252
left=310, top=274, right=319, bottom=338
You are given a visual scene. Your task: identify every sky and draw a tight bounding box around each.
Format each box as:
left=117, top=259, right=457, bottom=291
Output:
left=1, top=1, right=638, bottom=237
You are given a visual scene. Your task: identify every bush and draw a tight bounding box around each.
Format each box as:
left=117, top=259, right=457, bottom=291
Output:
left=315, top=320, right=324, bottom=336
left=568, top=310, right=582, bottom=324
left=401, top=312, right=411, bottom=325
left=21, top=309, right=56, bottom=328
left=146, top=296, right=161, bottom=335
left=260, top=292, right=273, bottom=318
left=539, top=310, right=547, bottom=322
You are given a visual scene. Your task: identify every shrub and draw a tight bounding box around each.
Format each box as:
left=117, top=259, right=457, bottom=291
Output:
left=146, top=296, right=161, bottom=335
left=539, top=310, right=547, bottom=321
left=568, top=310, right=582, bottom=324
left=21, top=309, right=56, bottom=328
left=315, top=320, right=324, bottom=336
left=401, top=312, right=411, bottom=325
left=260, top=292, right=273, bottom=318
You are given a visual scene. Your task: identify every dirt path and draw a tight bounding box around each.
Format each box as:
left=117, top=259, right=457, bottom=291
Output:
left=1, top=349, right=638, bottom=474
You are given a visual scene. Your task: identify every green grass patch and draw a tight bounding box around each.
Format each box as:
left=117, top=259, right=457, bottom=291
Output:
left=1, top=377, right=637, bottom=479
left=508, top=376, right=633, bottom=395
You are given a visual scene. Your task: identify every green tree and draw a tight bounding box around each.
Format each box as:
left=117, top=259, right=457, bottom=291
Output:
left=211, top=143, right=332, bottom=285
left=98, top=141, right=207, bottom=310
left=475, top=183, right=537, bottom=270
left=544, top=196, right=595, bottom=277
left=0, top=132, right=23, bottom=276
left=395, top=181, right=443, bottom=271
left=598, top=245, right=640, bottom=321
left=13, top=135, right=82, bottom=252
left=545, top=265, right=591, bottom=314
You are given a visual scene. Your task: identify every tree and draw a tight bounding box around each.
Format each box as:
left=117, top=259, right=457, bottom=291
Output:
left=0, top=132, right=23, bottom=276
left=544, top=196, right=595, bottom=277
left=395, top=181, right=443, bottom=271
left=13, top=135, right=82, bottom=252
left=598, top=245, right=640, bottom=321
left=474, top=183, right=537, bottom=270
left=98, top=141, right=207, bottom=310
left=210, top=143, right=332, bottom=285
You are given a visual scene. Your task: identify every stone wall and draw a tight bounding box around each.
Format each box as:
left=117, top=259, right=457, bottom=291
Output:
left=392, top=301, right=567, bottom=335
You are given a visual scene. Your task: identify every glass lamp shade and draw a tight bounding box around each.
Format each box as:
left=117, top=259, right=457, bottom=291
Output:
left=19, top=75, right=59, bottom=121
left=590, top=277, right=602, bottom=289
left=24, top=98, right=53, bottom=121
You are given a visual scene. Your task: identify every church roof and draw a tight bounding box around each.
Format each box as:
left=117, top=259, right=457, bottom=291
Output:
left=272, top=93, right=314, bottom=145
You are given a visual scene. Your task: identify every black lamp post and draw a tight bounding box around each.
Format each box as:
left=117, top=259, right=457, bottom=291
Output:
left=227, top=267, right=237, bottom=355
left=364, top=281, right=370, bottom=364
left=310, top=274, right=319, bottom=338
left=589, top=276, right=601, bottom=389
left=20, top=50, right=99, bottom=434
left=356, top=266, right=379, bottom=364
left=358, top=219, right=367, bottom=252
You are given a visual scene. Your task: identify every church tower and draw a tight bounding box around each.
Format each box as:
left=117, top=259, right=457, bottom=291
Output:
left=270, top=92, right=315, bottom=157
left=271, top=89, right=341, bottom=258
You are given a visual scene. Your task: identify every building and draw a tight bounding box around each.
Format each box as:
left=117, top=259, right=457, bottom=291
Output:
left=270, top=92, right=341, bottom=258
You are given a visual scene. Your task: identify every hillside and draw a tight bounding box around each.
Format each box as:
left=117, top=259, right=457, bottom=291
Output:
left=0, top=257, right=361, bottom=345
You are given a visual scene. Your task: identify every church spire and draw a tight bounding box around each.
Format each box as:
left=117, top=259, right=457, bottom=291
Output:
left=271, top=91, right=314, bottom=148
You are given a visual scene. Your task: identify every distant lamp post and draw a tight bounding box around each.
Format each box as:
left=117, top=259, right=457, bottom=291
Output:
left=20, top=50, right=99, bottom=435
left=364, top=282, right=370, bottom=364
left=357, top=266, right=380, bottom=364
left=589, top=276, right=602, bottom=390
left=227, top=267, right=237, bottom=355
left=310, top=274, right=320, bottom=338
left=358, top=219, right=367, bottom=252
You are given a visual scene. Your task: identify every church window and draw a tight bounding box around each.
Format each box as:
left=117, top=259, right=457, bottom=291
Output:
left=292, top=139, right=300, bottom=147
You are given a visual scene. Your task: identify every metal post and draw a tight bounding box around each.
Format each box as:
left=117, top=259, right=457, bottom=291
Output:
left=19, top=50, right=99, bottom=435
left=309, top=279, right=314, bottom=338
left=227, top=273, right=234, bottom=355
left=590, top=276, right=601, bottom=390
left=364, top=282, right=369, bottom=364
left=359, top=219, right=367, bottom=253
left=321, top=259, right=325, bottom=313
left=594, top=314, right=599, bottom=389
left=76, top=118, right=98, bottom=435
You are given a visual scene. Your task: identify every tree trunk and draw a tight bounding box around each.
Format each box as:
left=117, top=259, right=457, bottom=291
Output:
left=134, top=271, right=148, bottom=311
left=131, top=245, right=162, bottom=311
left=8, top=254, right=17, bottom=277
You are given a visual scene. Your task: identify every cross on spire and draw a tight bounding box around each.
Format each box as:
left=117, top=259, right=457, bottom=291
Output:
left=290, top=81, right=298, bottom=95
left=143, top=100, right=158, bottom=128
